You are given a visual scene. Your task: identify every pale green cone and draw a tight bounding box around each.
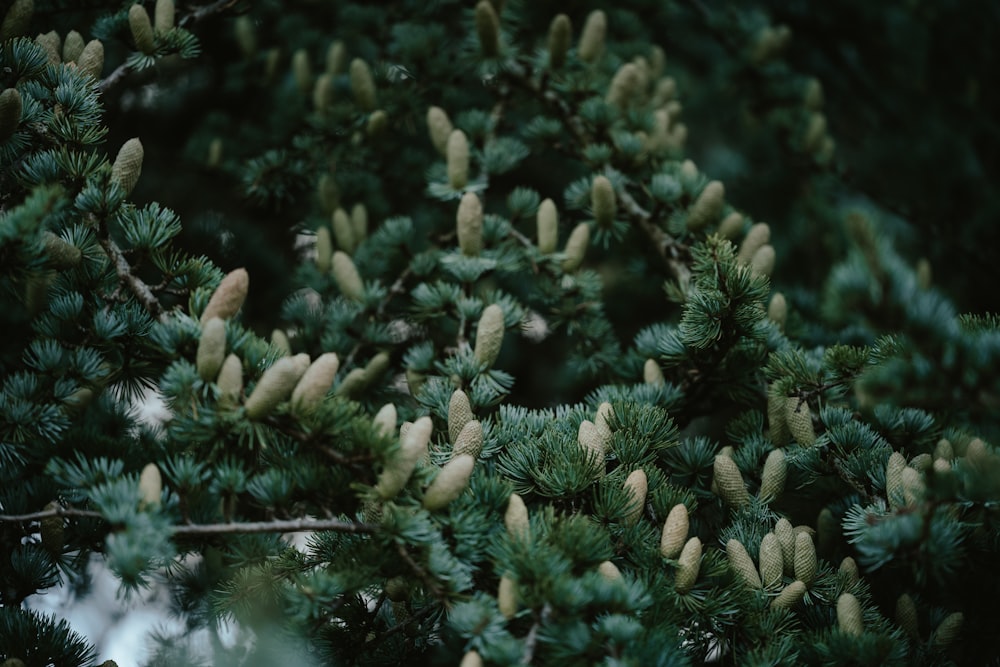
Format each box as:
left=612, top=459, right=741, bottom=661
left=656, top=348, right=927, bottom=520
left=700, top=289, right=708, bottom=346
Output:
left=474, top=304, right=505, bottom=367
left=933, top=612, right=963, bottom=647
left=775, top=518, right=795, bottom=575
left=317, top=173, right=340, bottom=213
left=767, top=292, right=787, bottom=330
left=674, top=537, right=702, bottom=594
left=128, top=4, right=155, bottom=55
left=896, top=594, right=919, bottom=640
left=643, top=358, right=665, bottom=385
left=885, top=451, right=906, bottom=508
left=111, top=138, right=144, bottom=196
left=331, top=251, right=364, bottom=302
left=505, top=493, right=529, bottom=541
left=598, top=560, right=622, bottom=582
left=933, top=438, right=954, bottom=461
left=245, top=356, right=308, bottom=420
left=376, top=416, right=433, bottom=500
left=291, top=353, right=340, bottom=415
left=154, top=0, right=175, bottom=32
left=312, top=73, right=334, bottom=113
left=498, top=574, right=518, bottom=618
left=201, top=268, right=249, bottom=323
left=474, top=1, right=500, bottom=58
left=35, top=31, right=60, bottom=65
left=578, top=419, right=603, bottom=463
left=447, top=129, right=470, bottom=190
left=793, top=532, right=817, bottom=587
left=785, top=397, right=815, bottom=446
left=577, top=10, right=606, bottom=63
left=660, top=503, right=689, bottom=558
left=423, top=454, right=475, bottom=510
left=759, top=448, right=787, bottom=502
left=351, top=203, right=369, bottom=242
left=727, top=539, right=762, bottom=589
left=687, top=181, right=725, bottom=232
left=537, top=198, right=559, bottom=254
left=622, top=469, right=647, bottom=525
left=325, top=40, right=347, bottom=74
left=448, top=389, right=474, bottom=443
left=453, top=420, right=484, bottom=459
left=292, top=49, right=312, bottom=95
left=196, top=317, right=227, bottom=382
left=803, top=113, right=827, bottom=153
left=42, top=231, right=81, bottom=269
left=547, top=14, right=571, bottom=68
left=901, top=466, right=924, bottom=505
left=718, top=212, right=744, bottom=240
left=233, top=16, right=256, bottom=58
left=562, top=223, right=590, bottom=272
left=332, top=208, right=356, bottom=254
left=750, top=244, right=776, bottom=277
left=270, top=329, right=291, bottom=356
left=837, top=593, right=864, bottom=636
left=334, top=368, right=366, bottom=397
left=770, top=581, right=806, bottom=609
left=591, top=175, right=616, bottom=228
left=803, top=78, right=824, bottom=110
left=373, top=403, right=397, bottom=438
left=216, top=354, right=243, bottom=406
left=594, top=402, right=613, bottom=450
left=1, top=0, right=33, bottom=41
left=460, top=651, right=483, bottom=667
left=315, top=226, right=333, bottom=272
left=839, top=556, right=859, bottom=585
left=759, top=532, right=783, bottom=589
left=349, top=58, right=377, bottom=111
left=713, top=454, right=750, bottom=507
left=605, top=63, right=640, bottom=109
left=457, top=192, right=484, bottom=256
left=77, top=39, right=104, bottom=79
left=139, top=463, right=162, bottom=507
left=737, top=222, right=771, bottom=264
left=427, top=106, right=453, bottom=156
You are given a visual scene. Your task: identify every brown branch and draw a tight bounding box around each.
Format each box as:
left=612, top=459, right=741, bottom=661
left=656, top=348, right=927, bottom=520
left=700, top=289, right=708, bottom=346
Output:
left=171, top=517, right=377, bottom=536
left=99, top=237, right=165, bottom=321
left=395, top=542, right=448, bottom=602
left=0, top=507, right=103, bottom=522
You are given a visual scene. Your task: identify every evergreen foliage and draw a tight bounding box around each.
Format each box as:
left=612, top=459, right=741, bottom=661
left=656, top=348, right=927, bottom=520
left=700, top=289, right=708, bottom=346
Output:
left=1, top=1, right=998, bottom=665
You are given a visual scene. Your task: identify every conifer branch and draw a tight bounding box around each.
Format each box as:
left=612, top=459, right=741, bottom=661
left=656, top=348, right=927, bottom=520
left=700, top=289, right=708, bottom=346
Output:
left=0, top=507, right=104, bottom=522
left=395, top=542, right=448, bottom=602
left=171, top=517, right=377, bottom=536
left=99, top=236, right=165, bottom=321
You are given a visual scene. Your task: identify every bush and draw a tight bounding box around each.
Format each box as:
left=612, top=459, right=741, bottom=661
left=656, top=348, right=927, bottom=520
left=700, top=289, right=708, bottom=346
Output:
left=1, top=1, right=998, bottom=665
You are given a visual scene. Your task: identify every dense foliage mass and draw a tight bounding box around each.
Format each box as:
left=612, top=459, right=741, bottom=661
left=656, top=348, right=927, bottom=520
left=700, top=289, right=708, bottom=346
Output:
left=1, top=1, right=999, bottom=665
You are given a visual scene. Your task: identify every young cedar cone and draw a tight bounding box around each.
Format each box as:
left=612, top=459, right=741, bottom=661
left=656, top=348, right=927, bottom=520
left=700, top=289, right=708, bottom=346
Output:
left=201, top=268, right=249, bottom=323
left=292, top=49, right=312, bottom=95
left=447, top=130, right=470, bottom=190
left=793, top=532, right=817, bottom=587
left=373, top=403, right=397, bottom=438
left=591, top=175, right=616, bottom=228
left=775, top=518, right=795, bottom=575
left=335, top=368, right=367, bottom=397
left=594, top=402, right=613, bottom=449
left=376, top=416, right=433, bottom=500
left=785, top=397, right=815, bottom=445
left=885, top=451, right=906, bottom=507
left=325, top=40, right=346, bottom=74
left=901, top=466, right=924, bottom=505
left=896, top=594, right=919, bottom=639
left=839, top=556, right=859, bottom=584
left=562, top=223, right=590, bottom=272
left=349, top=58, right=377, bottom=111
left=605, top=63, right=641, bottom=109
left=40, top=501, right=64, bottom=553
left=206, top=138, right=223, bottom=168
left=759, top=533, right=784, bottom=589
left=216, top=353, right=243, bottom=406
left=498, top=575, right=518, bottom=618
left=457, top=192, right=484, bottom=256
left=474, top=304, right=505, bottom=367
left=351, top=203, right=368, bottom=242
left=1, top=0, right=33, bottom=41
left=233, top=16, right=256, bottom=58
left=577, top=10, right=606, bottom=63
left=686, top=181, right=725, bottom=232
left=737, top=222, right=771, bottom=264
left=713, top=455, right=750, bottom=507
left=317, top=173, right=339, bottom=213
left=453, top=420, right=484, bottom=459
left=0, top=89, right=23, bottom=143
left=291, top=352, right=340, bottom=415
left=505, top=493, right=529, bottom=541
left=270, top=329, right=291, bottom=356
left=423, top=454, right=475, bottom=510
left=547, top=14, right=571, bottom=68
left=771, top=581, right=806, bottom=610
left=803, top=113, right=827, bottom=153
left=622, top=469, right=647, bottom=525
left=767, top=387, right=790, bottom=445
left=244, top=356, right=307, bottom=420
left=751, top=244, right=776, bottom=277
left=332, top=208, right=356, bottom=254
left=804, top=78, right=824, bottom=110
left=635, top=361, right=663, bottom=389
left=578, top=420, right=603, bottom=463
left=315, top=227, right=333, bottom=272
left=196, top=317, right=227, bottom=382
left=35, top=31, right=60, bottom=65
left=536, top=198, right=559, bottom=254
left=660, top=503, right=689, bottom=558
left=759, top=448, right=787, bottom=502
left=77, top=39, right=105, bottom=78
left=837, top=593, right=864, bottom=636
left=934, top=438, right=954, bottom=461
left=313, top=73, right=334, bottom=114
left=727, top=539, right=763, bottom=589
left=128, top=4, right=155, bottom=55
left=426, top=106, right=453, bottom=156
left=331, top=251, right=364, bottom=301
left=768, top=292, right=787, bottom=330
left=111, top=138, right=144, bottom=196
left=674, top=537, right=702, bottom=594
left=474, top=1, right=500, bottom=58
left=139, top=463, right=162, bottom=507
left=154, top=0, right=175, bottom=32
left=598, top=560, right=623, bottom=581
left=933, top=612, right=963, bottom=647
left=460, top=651, right=483, bottom=667
left=718, top=211, right=744, bottom=240
left=448, top=389, right=474, bottom=443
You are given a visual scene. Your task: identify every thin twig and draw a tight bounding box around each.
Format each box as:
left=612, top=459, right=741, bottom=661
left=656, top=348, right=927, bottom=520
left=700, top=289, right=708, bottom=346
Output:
left=99, top=237, right=165, bottom=321
left=395, top=542, right=448, bottom=602
left=0, top=507, right=103, bottom=522
left=171, top=517, right=377, bottom=536
left=522, top=603, right=551, bottom=664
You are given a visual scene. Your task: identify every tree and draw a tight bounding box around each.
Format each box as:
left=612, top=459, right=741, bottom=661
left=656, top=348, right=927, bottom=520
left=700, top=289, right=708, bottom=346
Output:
left=1, top=0, right=998, bottom=665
